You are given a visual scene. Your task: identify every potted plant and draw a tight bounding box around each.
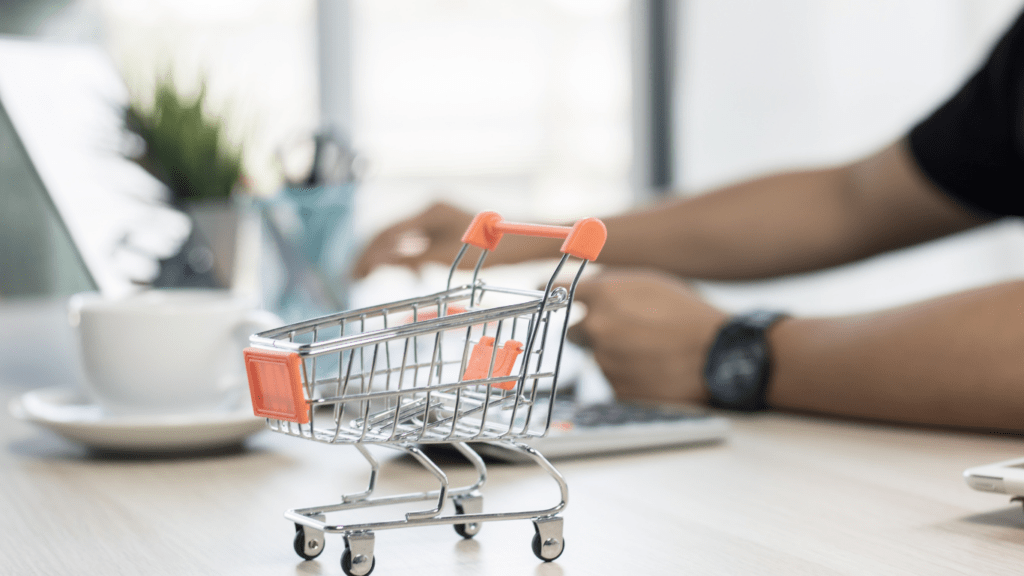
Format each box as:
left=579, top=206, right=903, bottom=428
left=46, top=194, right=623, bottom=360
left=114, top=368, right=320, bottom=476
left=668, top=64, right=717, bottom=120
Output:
left=123, top=78, right=244, bottom=288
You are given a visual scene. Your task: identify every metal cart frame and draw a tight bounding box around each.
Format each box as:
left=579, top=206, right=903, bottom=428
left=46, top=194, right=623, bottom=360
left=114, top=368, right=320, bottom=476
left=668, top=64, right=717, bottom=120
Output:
left=243, top=212, right=606, bottom=575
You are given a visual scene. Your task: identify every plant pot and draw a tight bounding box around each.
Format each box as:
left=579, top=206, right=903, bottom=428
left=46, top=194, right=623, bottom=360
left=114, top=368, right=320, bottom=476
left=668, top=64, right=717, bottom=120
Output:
left=152, top=196, right=250, bottom=290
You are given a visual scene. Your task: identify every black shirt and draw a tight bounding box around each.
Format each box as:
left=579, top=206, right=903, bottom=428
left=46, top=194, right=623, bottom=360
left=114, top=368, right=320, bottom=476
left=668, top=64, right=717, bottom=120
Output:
left=909, top=11, right=1024, bottom=217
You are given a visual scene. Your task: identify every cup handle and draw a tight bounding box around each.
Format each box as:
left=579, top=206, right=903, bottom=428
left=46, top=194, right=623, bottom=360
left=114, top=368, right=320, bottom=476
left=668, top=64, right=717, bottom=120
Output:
left=236, top=309, right=286, bottom=342
left=226, top=310, right=285, bottom=405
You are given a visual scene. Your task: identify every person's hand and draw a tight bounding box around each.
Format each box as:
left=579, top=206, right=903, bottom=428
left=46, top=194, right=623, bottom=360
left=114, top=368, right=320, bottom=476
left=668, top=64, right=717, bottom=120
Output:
left=353, top=202, right=475, bottom=278
left=568, top=269, right=726, bottom=404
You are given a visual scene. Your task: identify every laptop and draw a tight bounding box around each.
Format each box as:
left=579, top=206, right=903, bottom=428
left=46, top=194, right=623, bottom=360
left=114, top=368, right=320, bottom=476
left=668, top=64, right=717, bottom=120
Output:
left=0, top=38, right=208, bottom=298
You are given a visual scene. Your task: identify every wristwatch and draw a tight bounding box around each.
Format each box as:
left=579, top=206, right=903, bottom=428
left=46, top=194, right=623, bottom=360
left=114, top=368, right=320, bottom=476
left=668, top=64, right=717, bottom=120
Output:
left=703, top=310, right=788, bottom=411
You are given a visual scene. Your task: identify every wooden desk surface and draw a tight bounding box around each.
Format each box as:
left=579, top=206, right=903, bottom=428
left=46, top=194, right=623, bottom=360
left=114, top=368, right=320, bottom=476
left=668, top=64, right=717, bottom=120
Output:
left=1, top=297, right=1022, bottom=575
left=4, top=378, right=1024, bottom=576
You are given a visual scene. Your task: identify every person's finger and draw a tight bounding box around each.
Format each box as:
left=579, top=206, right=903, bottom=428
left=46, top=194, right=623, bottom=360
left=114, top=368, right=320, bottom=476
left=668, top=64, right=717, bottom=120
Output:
left=352, top=218, right=417, bottom=278
left=589, top=347, right=635, bottom=397
left=566, top=298, right=615, bottom=350
left=353, top=215, right=439, bottom=278
left=552, top=276, right=605, bottom=308
left=354, top=203, right=475, bottom=278
left=353, top=241, right=387, bottom=279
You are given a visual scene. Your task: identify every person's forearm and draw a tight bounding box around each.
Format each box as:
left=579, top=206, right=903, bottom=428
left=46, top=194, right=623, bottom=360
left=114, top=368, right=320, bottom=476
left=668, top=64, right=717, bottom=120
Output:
left=598, top=168, right=864, bottom=279
left=499, top=168, right=857, bottom=275
left=505, top=140, right=983, bottom=280
left=500, top=169, right=860, bottom=276
left=766, top=280, right=1024, bottom=432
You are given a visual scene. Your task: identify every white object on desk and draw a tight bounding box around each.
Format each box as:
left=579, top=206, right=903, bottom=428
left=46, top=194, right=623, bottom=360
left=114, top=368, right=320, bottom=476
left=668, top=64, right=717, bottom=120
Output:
left=964, top=456, right=1024, bottom=497
left=9, top=387, right=264, bottom=452
left=69, top=289, right=281, bottom=416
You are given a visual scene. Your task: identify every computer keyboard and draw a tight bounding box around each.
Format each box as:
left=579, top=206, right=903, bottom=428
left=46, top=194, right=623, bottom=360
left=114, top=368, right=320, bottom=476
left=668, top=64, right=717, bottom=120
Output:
left=471, top=400, right=729, bottom=462
left=569, top=402, right=710, bottom=427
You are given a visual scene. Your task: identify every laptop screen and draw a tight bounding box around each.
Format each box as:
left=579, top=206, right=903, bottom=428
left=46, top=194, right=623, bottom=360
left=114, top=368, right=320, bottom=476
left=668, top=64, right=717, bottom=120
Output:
left=0, top=94, right=93, bottom=297
left=0, top=37, right=188, bottom=298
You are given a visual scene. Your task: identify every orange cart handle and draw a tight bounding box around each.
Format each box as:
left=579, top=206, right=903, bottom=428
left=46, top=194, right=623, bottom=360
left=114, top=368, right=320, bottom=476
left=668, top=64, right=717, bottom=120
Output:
left=461, top=211, right=607, bottom=261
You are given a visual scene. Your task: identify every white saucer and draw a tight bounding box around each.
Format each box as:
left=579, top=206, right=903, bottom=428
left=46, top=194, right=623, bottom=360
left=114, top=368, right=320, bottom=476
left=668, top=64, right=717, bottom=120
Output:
left=9, top=387, right=266, bottom=453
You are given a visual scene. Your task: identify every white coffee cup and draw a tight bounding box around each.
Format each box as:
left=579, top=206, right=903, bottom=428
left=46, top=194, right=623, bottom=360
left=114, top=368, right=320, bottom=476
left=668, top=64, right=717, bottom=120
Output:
left=68, top=289, right=282, bottom=416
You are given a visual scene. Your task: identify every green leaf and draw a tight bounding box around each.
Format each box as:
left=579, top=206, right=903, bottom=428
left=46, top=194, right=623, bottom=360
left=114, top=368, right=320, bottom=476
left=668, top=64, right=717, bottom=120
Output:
left=124, top=77, right=243, bottom=202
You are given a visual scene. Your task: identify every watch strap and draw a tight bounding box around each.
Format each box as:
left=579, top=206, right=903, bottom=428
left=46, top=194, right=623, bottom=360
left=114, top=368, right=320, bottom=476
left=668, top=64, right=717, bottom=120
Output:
left=703, top=310, right=788, bottom=411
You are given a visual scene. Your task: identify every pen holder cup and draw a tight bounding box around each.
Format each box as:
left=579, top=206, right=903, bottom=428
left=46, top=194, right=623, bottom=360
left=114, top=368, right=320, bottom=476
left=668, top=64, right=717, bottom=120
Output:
left=258, top=182, right=357, bottom=323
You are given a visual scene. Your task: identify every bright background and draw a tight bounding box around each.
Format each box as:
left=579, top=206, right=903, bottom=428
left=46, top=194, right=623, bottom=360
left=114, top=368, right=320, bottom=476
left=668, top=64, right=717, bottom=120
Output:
left=4, top=0, right=1024, bottom=315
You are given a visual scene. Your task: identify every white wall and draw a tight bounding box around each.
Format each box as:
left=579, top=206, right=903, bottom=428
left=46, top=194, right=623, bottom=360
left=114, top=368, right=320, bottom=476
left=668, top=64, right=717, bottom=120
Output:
left=676, top=0, right=1023, bottom=191
left=674, top=0, right=1024, bottom=316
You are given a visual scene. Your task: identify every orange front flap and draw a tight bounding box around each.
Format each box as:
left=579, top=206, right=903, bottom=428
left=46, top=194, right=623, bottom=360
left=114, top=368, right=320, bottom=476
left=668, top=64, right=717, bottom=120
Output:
left=244, top=348, right=308, bottom=424
left=463, top=336, right=524, bottom=390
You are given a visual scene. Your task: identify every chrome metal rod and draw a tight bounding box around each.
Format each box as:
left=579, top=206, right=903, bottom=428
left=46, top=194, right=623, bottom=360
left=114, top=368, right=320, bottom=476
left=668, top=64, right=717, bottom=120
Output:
left=450, top=442, right=487, bottom=495
left=285, top=439, right=566, bottom=533
left=505, top=253, right=569, bottom=434
left=342, top=444, right=380, bottom=503
left=502, top=440, right=568, bottom=516
left=544, top=258, right=588, bottom=434
left=446, top=244, right=470, bottom=290
left=398, top=445, right=448, bottom=521
left=469, top=249, right=488, bottom=304
left=251, top=289, right=568, bottom=354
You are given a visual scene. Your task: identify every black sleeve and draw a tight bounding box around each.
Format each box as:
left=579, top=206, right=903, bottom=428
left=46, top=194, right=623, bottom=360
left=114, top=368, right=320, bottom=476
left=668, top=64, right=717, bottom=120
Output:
left=908, top=11, right=1024, bottom=217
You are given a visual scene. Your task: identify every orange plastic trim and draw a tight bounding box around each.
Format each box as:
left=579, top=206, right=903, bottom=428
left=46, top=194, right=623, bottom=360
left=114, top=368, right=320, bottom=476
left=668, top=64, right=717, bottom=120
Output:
left=461, top=211, right=607, bottom=260
left=463, top=336, right=525, bottom=390
left=461, top=211, right=505, bottom=251
left=495, top=221, right=574, bottom=239
left=561, top=217, right=607, bottom=261
left=244, top=347, right=309, bottom=424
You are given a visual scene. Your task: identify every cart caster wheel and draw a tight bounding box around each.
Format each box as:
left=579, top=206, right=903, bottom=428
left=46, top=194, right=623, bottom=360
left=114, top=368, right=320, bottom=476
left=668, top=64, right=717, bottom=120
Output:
left=341, top=547, right=376, bottom=576
left=293, top=524, right=325, bottom=560
left=532, top=532, right=565, bottom=562
left=453, top=499, right=481, bottom=539
left=454, top=522, right=480, bottom=539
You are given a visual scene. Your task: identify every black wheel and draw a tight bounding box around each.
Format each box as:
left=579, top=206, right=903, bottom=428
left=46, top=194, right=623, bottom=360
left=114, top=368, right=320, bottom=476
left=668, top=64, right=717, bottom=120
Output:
left=453, top=501, right=481, bottom=539
left=454, top=522, right=477, bottom=539
left=341, top=547, right=376, bottom=576
left=293, top=524, right=324, bottom=560
left=531, top=532, right=565, bottom=562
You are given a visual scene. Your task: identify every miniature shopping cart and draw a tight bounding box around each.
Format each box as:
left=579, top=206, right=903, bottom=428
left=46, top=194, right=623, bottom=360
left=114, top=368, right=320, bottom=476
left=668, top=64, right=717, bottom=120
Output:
left=243, top=211, right=606, bottom=575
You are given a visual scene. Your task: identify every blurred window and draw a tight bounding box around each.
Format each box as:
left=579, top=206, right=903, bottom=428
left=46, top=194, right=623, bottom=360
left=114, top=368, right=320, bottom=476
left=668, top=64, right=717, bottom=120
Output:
left=350, top=0, right=634, bottom=227
left=98, top=0, right=633, bottom=233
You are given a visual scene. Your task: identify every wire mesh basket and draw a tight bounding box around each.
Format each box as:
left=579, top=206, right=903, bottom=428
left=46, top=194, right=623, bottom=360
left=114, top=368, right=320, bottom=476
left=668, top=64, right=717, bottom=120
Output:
left=243, top=211, right=606, bottom=575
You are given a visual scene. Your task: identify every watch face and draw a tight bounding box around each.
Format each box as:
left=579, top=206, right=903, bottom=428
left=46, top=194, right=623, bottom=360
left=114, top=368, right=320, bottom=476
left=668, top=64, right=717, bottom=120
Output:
left=709, top=342, right=766, bottom=405
left=705, top=311, right=785, bottom=410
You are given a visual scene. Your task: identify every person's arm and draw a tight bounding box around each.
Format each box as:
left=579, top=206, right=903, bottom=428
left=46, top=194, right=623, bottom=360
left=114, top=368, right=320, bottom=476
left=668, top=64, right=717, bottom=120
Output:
left=354, top=138, right=989, bottom=280
left=569, top=271, right=1024, bottom=433
left=592, top=138, right=988, bottom=279
left=768, top=280, right=1024, bottom=431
